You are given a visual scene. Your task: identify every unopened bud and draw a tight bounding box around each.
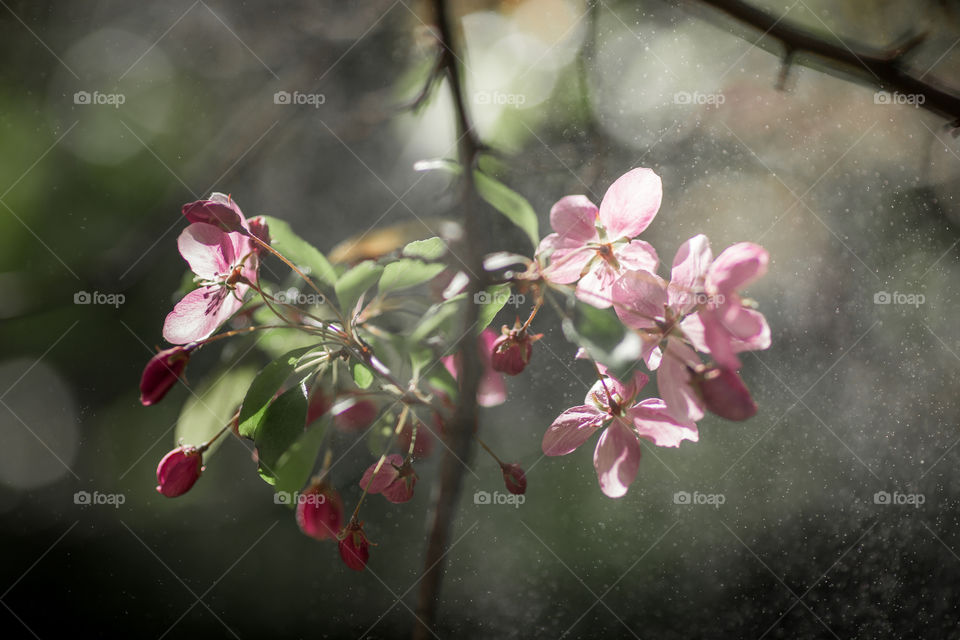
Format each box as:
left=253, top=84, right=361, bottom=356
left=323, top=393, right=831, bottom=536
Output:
left=140, top=346, right=191, bottom=406
left=296, top=482, right=343, bottom=541
left=698, top=367, right=757, bottom=421
left=501, top=463, right=527, bottom=495
left=156, top=446, right=203, bottom=497
left=338, top=520, right=370, bottom=571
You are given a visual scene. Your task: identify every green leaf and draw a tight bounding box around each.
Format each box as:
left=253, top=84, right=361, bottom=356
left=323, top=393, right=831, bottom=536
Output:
left=237, top=346, right=315, bottom=440
left=273, top=421, right=328, bottom=501
left=409, top=346, right=433, bottom=380
left=476, top=283, right=512, bottom=332
left=365, top=409, right=397, bottom=458
left=561, top=299, right=644, bottom=380
left=352, top=363, right=374, bottom=389
left=410, top=296, right=463, bottom=343
left=413, top=160, right=539, bottom=249
left=379, top=259, right=445, bottom=295
left=424, top=362, right=458, bottom=401
left=474, top=172, right=540, bottom=249
left=260, top=216, right=337, bottom=288
left=335, top=260, right=384, bottom=313
left=255, top=384, right=309, bottom=484
left=402, top=237, right=447, bottom=261
left=175, top=366, right=256, bottom=459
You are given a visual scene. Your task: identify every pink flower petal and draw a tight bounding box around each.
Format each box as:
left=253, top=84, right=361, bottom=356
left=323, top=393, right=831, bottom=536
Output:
left=162, top=285, right=246, bottom=344
left=669, top=234, right=713, bottom=314
left=585, top=371, right=648, bottom=409
left=177, top=223, right=234, bottom=280
left=549, top=195, right=599, bottom=242
left=613, top=239, right=659, bottom=274
left=538, top=234, right=594, bottom=284
left=707, top=242, right=768, bottom=295
left=611, top=270, right=668, bottom=330
left=542, top=405, right=606, bottom=456
left=592, top=418, right=641, bottom=498
left=657, top=338, right=705, bottom=422
left=597, top=168, right=662, bottom=240
left=628, top=398, right=699, bottom=447
left=575, top=261, right=618, bottom=308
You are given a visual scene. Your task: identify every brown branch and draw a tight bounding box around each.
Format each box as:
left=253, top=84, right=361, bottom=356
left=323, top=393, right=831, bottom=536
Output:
left=685, top=0, right=960, bottom=125
left=412, top=2, right=487, bottom=639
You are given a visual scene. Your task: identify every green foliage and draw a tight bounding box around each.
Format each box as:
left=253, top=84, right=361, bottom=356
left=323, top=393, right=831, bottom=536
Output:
left=378, top=259, right=445, bottom=294
left=260, top=216, right=337, bottom=288
left=561, top=298, right=644, bottom=380
left=335, top=260, right=383, bottom=314
left=255, top=384, right=309, bottom=484
left=273, top=421, right=328, bottom=500
left=175, top=365, right=256, bottom=458
left=237, top=346, right=316, bottom=440
left=402, top=236, right=447, bottom=261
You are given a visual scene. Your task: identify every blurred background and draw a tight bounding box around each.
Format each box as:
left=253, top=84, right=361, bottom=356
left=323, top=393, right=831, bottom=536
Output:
left=2, top=0, right=960, bottom=637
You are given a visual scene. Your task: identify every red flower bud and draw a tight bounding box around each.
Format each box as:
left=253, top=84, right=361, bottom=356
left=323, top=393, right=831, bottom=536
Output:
left=156, top=446, right=203, bottom=497
left=490, top=326, right=541, bottom=376
left=338, top=520, right=370, bottom=571
left=182, top=198, right=246, bottom=232
left=139, top=346, right=191, bottom=406
left=698, top=367, right=757, bottom=421
left=332, top=398, right=378, bottom=432
left=295, top=482, right=343, bottom=541
left=501, top=463, right=527, bottom=495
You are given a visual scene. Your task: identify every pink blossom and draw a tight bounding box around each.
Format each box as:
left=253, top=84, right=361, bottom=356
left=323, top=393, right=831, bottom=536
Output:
left=442, top=328, right=507, bottom=407
left=542, top=367, right=697, bottom=498
left=537, top=168, right=661, bottom=308
left=611, top=235, right=769, bottom=422
left=162, top=201, right=259, bottom=344
left=359, top=454, right=417, bottom=503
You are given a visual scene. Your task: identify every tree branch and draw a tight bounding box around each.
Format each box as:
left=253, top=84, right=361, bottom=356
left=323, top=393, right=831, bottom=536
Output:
left=685, top=0, right=960, bottom=125
left=412, top=2, right=487, bottom=638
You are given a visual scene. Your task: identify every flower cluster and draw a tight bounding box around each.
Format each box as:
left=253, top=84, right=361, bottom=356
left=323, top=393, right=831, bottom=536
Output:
left=138, top=166, right=769, bottom=571
left=536, top=168, right=770, bottom=497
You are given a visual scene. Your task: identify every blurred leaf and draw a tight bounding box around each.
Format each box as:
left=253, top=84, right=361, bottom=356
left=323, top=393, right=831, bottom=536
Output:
left=411, top=296, right=463, bottom=343
left=414, top=160, right=539, bottom=248
left=402, top=236, right=447, bottom=261
left=175, top=365, right=256, bottom=458
left=474, top=172, right=539, bottom=249
left=379, top=259, right=445, bottom=294
left=477, top=283, right=511, bottom=332
left=335, top=260, right=383, bottom=313
left=261, top=216, right=337, bottom=288
left=273, top=420, right=328, bottom=501
left=256, top=384, right=309, bottom=485
left=365, top=409, right=397, bottom=458
left=237, top=346, right=315, bottom=439
left=353, top=363, right=374, bottom=389
left=409, top=346, right=433, bottom=380
left=561, top=299, right=644, bottom=380
left=424, top=361, right=458, bottom=401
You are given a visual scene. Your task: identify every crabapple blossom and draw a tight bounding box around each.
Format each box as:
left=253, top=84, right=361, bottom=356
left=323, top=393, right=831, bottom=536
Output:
left=442, top=328, right=507, bottom=407
left=501, top=463, right=527, bottom=495
left=537, top=168, right=661, bottom=308
left=162, top=218, right=259, bottom=345
left=542, top=366, right=697, bottom=498
left=339, top=520, right=370, bottom=571
left=490, top=324, right=541, bottom=375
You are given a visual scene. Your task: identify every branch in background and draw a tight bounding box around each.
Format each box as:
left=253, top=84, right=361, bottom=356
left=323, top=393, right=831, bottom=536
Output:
left=413, top=2, right=487, bottom=639
left=686, top=0, right=960, bottom=126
